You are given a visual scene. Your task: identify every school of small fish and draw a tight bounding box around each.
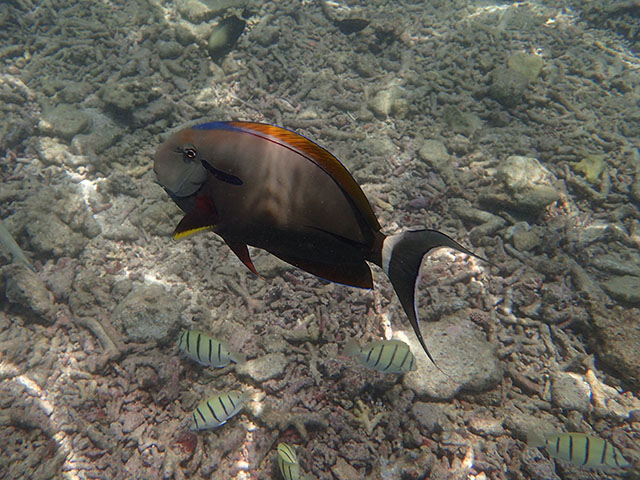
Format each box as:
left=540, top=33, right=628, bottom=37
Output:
left=178, top=327, right=633, bottom=475
left=178, top=329, right=422, bottom=476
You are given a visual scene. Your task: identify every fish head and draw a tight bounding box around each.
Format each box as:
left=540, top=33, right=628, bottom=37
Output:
left=154, top=128, right=208, bottom=197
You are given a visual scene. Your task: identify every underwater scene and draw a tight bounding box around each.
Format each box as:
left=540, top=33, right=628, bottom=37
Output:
left=1, top=0, right=639, bottom=479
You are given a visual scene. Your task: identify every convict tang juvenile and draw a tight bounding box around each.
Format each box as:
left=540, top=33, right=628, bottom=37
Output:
left=528, top=431, right=630, bottom=470
left=344, top=338, right=417, bottom=374
left=190, top=391, right=250, bottom=431
left=178, top=329, right=246, bottom=368
left=277, top=442, right=301, bottom=480
left=154, top=121, right=488, bottom=367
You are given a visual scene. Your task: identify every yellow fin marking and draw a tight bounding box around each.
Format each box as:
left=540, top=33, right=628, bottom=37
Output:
left=173, top=225, right=214, bottom=240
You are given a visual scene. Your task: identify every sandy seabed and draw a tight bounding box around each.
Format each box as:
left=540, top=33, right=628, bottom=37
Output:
left=0, top=1, right=639, bottom=479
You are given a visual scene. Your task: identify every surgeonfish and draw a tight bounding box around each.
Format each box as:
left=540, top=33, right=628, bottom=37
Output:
left=190, top=391, right=250, bottom=431
left=528, top=431, right=631, bottom=469
left=344, top=339, right=417, bottom=374
left=154, top=121, right=490, bottom=368
left=178, top=329, right=246, bottom=367
left=0, top=218, right=34, bottom=271
left=277, top=442, right=301, bottom=480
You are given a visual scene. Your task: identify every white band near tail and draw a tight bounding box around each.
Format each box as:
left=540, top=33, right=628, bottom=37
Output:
left=381, top=233, right=403, bottom=276
left=382, top=232, right=420, bottom=322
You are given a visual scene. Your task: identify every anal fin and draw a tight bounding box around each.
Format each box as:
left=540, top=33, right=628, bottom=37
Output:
left=272, top=252, right=373, bottom=289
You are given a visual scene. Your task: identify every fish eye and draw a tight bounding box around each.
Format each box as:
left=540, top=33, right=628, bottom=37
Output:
left=178, top=145, right=198, bottom=163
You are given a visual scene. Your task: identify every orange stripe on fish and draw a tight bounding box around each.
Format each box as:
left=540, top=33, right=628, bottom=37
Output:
left=227, top=121, right=381, bottom=233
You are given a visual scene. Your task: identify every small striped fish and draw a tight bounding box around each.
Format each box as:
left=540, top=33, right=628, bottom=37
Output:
left=277, top=442, right=301, bottom=480
left=529, top=432, right=630, bottom=469
left=0, top=218, right=34, bottom=271
left=343, top=339, right=417, bottom=373
left=190, top=391, right=250, bottom=431
left=178, top=329, right=246, bottom=367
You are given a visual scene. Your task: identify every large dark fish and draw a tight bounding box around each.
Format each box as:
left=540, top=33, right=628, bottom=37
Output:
left=154, top=121, right=487, bottom=367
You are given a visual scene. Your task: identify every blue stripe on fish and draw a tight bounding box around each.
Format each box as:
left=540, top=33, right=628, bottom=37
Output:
left=193, top=121, right=238, bottom=131
left=193, top=121, right=321, bottom=150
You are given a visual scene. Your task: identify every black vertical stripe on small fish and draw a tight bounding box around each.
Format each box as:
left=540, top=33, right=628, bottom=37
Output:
left=208, top=338, right=212, bottom=364
left=285, top=463, right=292, bottom=480
left=569, top=434, right=574, bottom=461
left=601, top=438, right=608, bottom=464
left=206, top=400, right=221, bottom=422
left=554, top=437, right=560, bottom=454
left=382, top=343, right=399, bottom=371
left=365, top=346, right=374, bottom=363
left=398, top=347, right=411, bottom=370
left=197, top=406, right=207, bottom=423
left=219, top=396, right=230, bottom=416
left=229, top=394, right=236, bottom=409
left=196, top=333, right=202, bottom=362
left=282, top=450, right=295, bottom=463
left=583, top=436, right=590, bottom=465
left=612, top=443, right=620, bottom=467
left=217, top=342, right=222, bottom=364
left=186, top=331, right=191, bottom=353
left=372, top=344, right=385, bottom=368
left=192, top=412, right=200, bottom=429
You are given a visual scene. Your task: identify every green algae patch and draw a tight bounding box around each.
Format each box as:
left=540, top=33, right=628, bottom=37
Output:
left=508, top=52, right=544, bottom=82
left=572, top=154, right=605, bottom=184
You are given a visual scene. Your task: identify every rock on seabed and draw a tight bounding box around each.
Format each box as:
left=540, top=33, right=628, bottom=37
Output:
left=481, top=155, right=560, bottom=216
left=403, top=314, right=502, bottom=399
left=111, top=284, right=183, bottom=345
left=2, top=264, right=56, bottom=324
left=236, top=352, right=288, bottom=382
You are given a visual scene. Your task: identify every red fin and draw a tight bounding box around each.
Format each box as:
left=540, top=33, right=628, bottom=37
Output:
left=273, top=252, right=373, bottom=289
left=225, top=240, right=263, bottom=279
left=228, top=121, right=381, bottom=232
left=173, top=195, right=219, bottom=240
left=174, top=210, right=214, bottom=240
left=195, top=195, right=219, bottom=219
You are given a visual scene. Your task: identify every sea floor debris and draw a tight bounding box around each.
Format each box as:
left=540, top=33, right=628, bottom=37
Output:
left=1, top=0, right=639, bottom=479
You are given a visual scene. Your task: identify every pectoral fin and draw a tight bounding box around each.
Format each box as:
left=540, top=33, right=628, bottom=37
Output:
left=173, top=211, right=215, bottom=240
left=173, top=195, right=219, bottom=240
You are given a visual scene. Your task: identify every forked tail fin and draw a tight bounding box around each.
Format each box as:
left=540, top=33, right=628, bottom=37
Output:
left=381, top=229, right=489, bottom=369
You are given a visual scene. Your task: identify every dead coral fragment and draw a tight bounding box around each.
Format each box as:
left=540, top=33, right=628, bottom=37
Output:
left=353, top=399, right=384, bottom=436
